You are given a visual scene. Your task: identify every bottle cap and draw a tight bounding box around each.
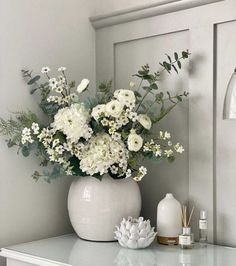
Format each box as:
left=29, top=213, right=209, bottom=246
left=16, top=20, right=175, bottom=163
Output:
left=182, top=227, right=191, bottom=235
left=200, top=210, right=207, bottom=219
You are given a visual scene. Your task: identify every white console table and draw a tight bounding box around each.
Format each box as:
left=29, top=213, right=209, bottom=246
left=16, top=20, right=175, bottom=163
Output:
left=1, top=234, right=236, bottom=266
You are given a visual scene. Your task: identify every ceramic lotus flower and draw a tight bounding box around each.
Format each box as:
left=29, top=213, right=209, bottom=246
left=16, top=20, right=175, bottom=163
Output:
left=114, top=217, right=157, bottom=249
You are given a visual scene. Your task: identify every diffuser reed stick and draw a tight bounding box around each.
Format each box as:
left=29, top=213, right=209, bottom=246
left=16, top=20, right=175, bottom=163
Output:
left=181, top=205, right=194, bottom=227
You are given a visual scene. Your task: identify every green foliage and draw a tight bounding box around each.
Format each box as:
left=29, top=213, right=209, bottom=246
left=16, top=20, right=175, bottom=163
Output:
left=97, top=80, right=112, bottom=104
left=42, top=164, right=66, bottom=183
left=159, top=50, right=190, bottom=74
left=22, top=69, right=60, bottom=119
left=0, top=111, right=41, bottom=147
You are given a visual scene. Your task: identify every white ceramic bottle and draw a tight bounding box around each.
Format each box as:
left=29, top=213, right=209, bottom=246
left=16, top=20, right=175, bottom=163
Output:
left=157, top=193, right=182, bottom=245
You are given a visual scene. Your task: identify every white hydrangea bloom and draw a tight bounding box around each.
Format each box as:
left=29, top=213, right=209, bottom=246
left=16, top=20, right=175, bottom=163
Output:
left=106, top=100, right=123, bottom=118
left=138, top=114, right=152, bottom=130
left=79, top=133, right=129, bottom=176
left=127, top=130, right=143, bottom=152
left=52, top=103, right=91, bottom=143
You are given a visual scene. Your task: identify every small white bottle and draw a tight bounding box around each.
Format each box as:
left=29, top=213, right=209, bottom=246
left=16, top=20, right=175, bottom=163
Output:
left=199, top=210, right=207, bottom=246
left=179, top=227, right=193, bottom=249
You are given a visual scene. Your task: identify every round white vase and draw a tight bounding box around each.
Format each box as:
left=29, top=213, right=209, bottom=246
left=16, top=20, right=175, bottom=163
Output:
left=68, top=175, right=141, bottom=241
left=156, top=193, right=182, bottom=245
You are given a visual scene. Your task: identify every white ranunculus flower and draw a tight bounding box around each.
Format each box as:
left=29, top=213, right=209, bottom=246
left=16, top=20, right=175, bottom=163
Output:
left=106, top=100, right=123, bottom=118
left=114, top=89, right=136, bottom=106
left=51, top=103, right=91, bottom=143
left=138, top=114, right=152, bottom=130
left=91, top=104, right=106, bottom=120
left=77, top=78, right=90, bottom=93
left=127, top=131, right=143, bottom=152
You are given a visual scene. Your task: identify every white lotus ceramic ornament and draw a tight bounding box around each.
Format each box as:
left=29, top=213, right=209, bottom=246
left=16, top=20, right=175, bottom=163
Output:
left=114, top=217, right=157, bottom=249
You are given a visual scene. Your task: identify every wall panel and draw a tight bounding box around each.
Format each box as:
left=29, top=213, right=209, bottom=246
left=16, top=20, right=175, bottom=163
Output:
left=114, top=31, right=189, bottom=224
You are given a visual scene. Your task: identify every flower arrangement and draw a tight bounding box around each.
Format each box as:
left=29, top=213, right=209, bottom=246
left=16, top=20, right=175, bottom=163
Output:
left=0, top=51, right=190, bottom=182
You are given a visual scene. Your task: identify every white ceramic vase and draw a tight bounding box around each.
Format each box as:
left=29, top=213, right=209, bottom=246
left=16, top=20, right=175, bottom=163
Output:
left=68, top=175, right=141, bottom=241
left=156, top=193, right=182, bottom=245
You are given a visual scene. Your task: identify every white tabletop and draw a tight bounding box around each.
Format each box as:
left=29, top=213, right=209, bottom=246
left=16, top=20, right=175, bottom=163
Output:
left=1, top=234, right=236, bottom=266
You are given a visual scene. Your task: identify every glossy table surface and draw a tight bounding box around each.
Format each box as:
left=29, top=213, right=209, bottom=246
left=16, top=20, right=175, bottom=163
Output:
left=1, top=234, right=236, bottom=266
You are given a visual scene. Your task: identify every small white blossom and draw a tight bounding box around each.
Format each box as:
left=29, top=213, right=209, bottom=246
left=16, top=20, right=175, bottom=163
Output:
left=55, top=145, right=64, bottom=155
left=126, top=169, right=132, bottom=178
left=52, top=139, right=60, bottom=148
left=164, top=149, right=173, bottom=158
left=101, top=118, right=109, bottom=126
left=133, top=166, right=147, bottom=182
left=128, top=111, right=138, bottom=122
left=160, top=131, right=171, bottom=140
left=91, top=104, right=107, bottom=120
left=41, top=67, right=50, bottom=73
left=31, top=123, right=40, bottom=135
left=110, top=165, right=118, bottom=174
left=58, top=67, right=66, bottom=72
left=49, top=78, right=58, bottom=89
left=174, top=143, right=184, bottom=154
left=111, top=132, right=121, bottom=141
left=126, top=101, right=136, bottom=110
left=55, top=87, right=64, bottom=94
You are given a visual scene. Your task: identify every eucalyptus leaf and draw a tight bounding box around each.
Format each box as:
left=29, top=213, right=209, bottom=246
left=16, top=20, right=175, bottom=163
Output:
left=27, top=75, right=40, bottom=85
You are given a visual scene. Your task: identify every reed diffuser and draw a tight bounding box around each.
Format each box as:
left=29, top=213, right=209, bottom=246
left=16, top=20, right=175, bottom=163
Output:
left=179, top=205, right=194, bottom=249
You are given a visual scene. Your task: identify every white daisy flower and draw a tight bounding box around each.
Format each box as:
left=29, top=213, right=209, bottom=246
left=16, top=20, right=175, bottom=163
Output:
left=128, top=111, right=138, bottom=122
left=41, top=67, right=50, bottom=73
left=49, top=78, right=58, bottom=89
left=55, top=87, right=64, bottom=94
left=55, top=145, right=64, bottom=155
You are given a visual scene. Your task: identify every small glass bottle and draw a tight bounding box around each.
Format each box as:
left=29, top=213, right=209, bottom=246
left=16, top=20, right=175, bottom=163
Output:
left=179, top=227, right=193, bottom=249
left=199, top=210, right=207, bottom=246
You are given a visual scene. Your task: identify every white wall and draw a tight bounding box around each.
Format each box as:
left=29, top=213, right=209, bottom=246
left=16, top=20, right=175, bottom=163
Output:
left=0, top=0, right=96, bottom=264
left=93, top=0, right=159, bottom=15
left=94, top=0, right=236, bottom=246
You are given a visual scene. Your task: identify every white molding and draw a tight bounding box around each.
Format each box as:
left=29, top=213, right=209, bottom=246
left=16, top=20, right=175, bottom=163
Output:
left=0, top=249, right=71, bottom=266
left=90, top=0, right=224, bottom=29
